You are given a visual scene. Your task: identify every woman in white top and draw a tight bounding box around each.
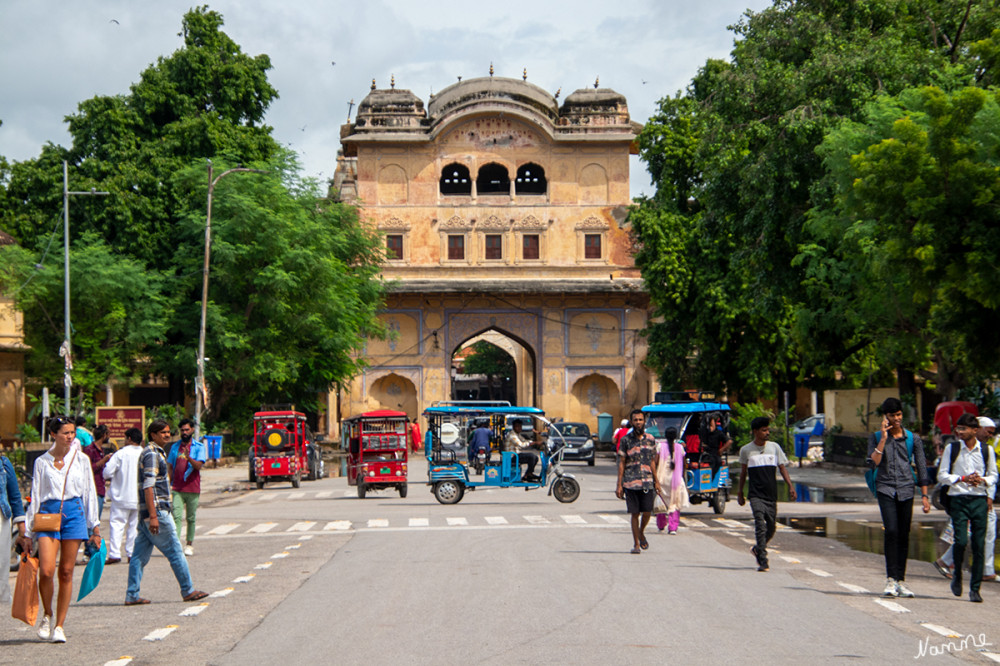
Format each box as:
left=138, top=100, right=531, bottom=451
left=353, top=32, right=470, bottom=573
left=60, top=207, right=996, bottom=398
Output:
left=20, top=417, right=102, bottom=643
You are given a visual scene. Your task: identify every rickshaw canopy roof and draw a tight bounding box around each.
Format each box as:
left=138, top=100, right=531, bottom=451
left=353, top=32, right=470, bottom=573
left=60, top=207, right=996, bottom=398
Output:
left=934, top=401, right=979, bottom=434
left=642, top=402, right=731, bottom=414
left=345, top=409, right=409, bottom=420
left=254, top=411, right=306, bottom=420
left=423, top=405, right=544, bottom=416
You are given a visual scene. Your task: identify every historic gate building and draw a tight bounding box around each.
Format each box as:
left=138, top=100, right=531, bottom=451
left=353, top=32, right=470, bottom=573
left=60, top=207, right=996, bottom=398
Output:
left=328, top=74, right=651, bottom=437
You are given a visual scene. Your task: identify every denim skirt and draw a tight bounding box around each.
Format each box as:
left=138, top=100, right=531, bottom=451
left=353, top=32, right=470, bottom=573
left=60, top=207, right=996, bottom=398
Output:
left=34, top=496, right=88, bottom=540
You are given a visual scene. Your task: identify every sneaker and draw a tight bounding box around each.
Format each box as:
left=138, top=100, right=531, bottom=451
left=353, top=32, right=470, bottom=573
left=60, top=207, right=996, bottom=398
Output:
left=51, top=626, right=66, bottom=643
left=896, top=580, right=914, bottom=598
left=883, top=577, right=898, bottom=597
left=184, top=545, right=194, bottom=556
left=37, top=615, right=51, bottom=640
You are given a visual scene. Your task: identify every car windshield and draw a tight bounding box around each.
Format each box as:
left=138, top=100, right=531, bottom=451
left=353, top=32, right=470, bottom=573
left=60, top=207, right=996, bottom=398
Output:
left=644, top=415, right=686, bottom=438
left=555, top=423, right=589, bottom=437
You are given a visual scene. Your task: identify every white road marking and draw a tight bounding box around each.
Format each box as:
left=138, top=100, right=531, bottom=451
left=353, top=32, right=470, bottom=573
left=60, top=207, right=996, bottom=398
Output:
left=299, top=535, right=313, bottom=540
left=254, top=562, right=272, bottom=570
left=409, top=518, right=429, bottom=527
left=324, top=520, right=352, bottom=531
left=714, top=518, right=749, bottom=530
left=680, top=518, right=708, bottom=528
left=232, top=575, right=255, bottom=583
left=725, top=530, right=743, bottom=537
left=315, top=491, right=334, bottom=498
left=247, top=522, right=277, bottom=534
left=447, top=517, right=468, bottom=526
left=524, top=515, right=549, bottom=525
left=982, top=653, right=1000, bottom=663
left=367, top=519, right=389, bottom=528
left=270, top=552, right=290, bottom=559
left=143, top=626, right=177, bottom=641
left=287, top=521, right=316, bottom=532
left=740, top=538, right=756, bottom=546
left=806, top=568, right=832, bottom=578
left=209, top=588, right=234, bottom=598
left=206, top=523, right=240, bottom=536
left=779, top=555, right=801, bottom=564
left=836, top=582, right=869, bottom=594
left=179, top=603, right=209, bottom=617
left=485, top=516, right=508, bottom=525
left=104, top=659, right=133, bottom=666
left=561, top=515, right=587, bottom=524
left=284, top=544, right=301, bottom=550
left=256, top=493, right=279, bottom=501
left=874, top=599, right=910, bottom=613
left=599, top=514, right=628, bottom=524
left=920, top=623, right=961, bottom=638
left=288, top=492, right=305, bottom=500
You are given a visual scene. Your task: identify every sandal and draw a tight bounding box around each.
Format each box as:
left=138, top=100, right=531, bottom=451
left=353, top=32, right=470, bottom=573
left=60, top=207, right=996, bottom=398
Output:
left=124, top=598, right=151, bottom=606
left=630, top=547, right=641, bottom=554
left=639, top=537, right=649, bottom=550
left=183, top=590, right=209, bottom=602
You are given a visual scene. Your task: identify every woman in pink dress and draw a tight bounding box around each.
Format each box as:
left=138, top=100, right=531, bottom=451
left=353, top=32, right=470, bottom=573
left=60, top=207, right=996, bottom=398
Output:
left=656, top=427, right=688, bottom=534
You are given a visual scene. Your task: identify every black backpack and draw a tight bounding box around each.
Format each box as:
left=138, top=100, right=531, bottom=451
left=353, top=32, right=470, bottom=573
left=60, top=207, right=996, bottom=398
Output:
left=939, top=441, right=991, bottom=514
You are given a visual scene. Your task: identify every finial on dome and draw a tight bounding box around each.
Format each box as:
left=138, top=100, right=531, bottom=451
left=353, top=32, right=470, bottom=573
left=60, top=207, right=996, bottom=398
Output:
left=371, top=78, right=376, bottom=91
left=594, top=76, right=599, bottom=89
left=523, top=67, right=527, bottom=81
left=555, top=87, right=561, bottom=99
left=390, top=74, right=395, bottom=89
left=489, top=62, right=494, bottom=77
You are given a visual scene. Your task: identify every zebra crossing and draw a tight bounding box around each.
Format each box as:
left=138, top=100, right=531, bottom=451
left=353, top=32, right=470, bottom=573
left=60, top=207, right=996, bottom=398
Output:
left=195, top=514, right=770, bottom=538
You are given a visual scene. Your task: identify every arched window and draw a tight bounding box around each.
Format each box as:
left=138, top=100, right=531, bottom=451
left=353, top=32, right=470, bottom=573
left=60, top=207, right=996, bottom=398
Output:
left=476, top=163, right=510, bottom=195
left=515, top=163, right=546, bottom=195
left=440, top=163, right=471, bottom=195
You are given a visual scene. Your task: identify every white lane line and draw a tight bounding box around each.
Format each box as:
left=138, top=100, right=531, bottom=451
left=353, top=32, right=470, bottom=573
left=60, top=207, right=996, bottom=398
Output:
left=270, top=552, right=290, bottom=559
left=287, top=521, right=316, bottom=532
left=681, top=518, right=708, bottom=528
left=561, top=515, right=587, bottom=524
left=714, top=518, right=749, bottom=530
left=779, top=555, right=801, bottom=564
left=408, top=518, right=429, bottom=527
left=447, top=517, right=468, bottom=526
left=247, top=522, right=277, bottom=534
left=324, top=520, right=352, bottom=531
left=143, top=626, right=177, bottom=641
left=104, top=659, right=133, bottom=666
left=299, top=535, right=313, bottom=541
left=194, top=525, right=203, bottom=531
left=524, top=515, right=550, bottom=525
left=315, top=491, right=334, bottom=498
left=254, top=562, right=273, bottom=570
left=599, top=514, right=628, bottom=525
left=342, top=491, right=353, bottom=498
left=874, top=599, right=910, bottom=613
left=256, top=493, right=279, bottom=501
left=232, top=574, right=255, bottom=583
left=485, top=516, right=508, bottom=525
left=367, top=518, right=389, bottom=528
left=836, top=582, right=869, bottom=594
left=920, top=623, right=961, bottom=638
left=740, top=538, right=756, bottom=546
left=806, top=568, right=832, bottom=578
left=179, top=603, right=209, bottom=617
left=284, top=544, right=301, bottom=550
left=209, top=588, right=234, bottom=598
left=206, top=523, right=240, bottom=536
left=288, top=492, right=305, bottom=500
left=725, top=530, right=743, bottom=537
left=983, top=653, right=1000, bottom=664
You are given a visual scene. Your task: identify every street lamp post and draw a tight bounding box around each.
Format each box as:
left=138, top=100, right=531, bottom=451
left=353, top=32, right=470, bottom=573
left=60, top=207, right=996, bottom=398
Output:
left=62, top=160, right=109, bottom=416
left=194, top=161, right=268, bottom=438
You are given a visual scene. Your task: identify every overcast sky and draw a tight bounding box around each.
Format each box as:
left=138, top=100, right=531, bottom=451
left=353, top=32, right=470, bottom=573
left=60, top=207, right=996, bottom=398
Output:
left=0, top=0, right=772, bottom=198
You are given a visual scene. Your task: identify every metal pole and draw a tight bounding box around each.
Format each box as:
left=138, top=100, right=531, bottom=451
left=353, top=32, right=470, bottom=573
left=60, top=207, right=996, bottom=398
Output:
left=61, top=160, right=110, bottom=417
left=194, top=162, right=268, bottom=439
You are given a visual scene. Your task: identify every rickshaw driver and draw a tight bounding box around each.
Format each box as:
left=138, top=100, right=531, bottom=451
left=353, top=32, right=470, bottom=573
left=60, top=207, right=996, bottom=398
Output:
left=504, top=420, right=540, bottom=482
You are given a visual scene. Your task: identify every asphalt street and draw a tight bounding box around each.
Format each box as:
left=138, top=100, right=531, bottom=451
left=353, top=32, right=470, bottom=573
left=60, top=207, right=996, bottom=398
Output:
left=2, top=455, right=997, bottom=665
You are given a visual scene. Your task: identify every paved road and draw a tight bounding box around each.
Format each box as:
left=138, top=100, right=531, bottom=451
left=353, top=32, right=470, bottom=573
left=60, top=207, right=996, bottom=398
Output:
left=3, top=458, right=997, bottom=664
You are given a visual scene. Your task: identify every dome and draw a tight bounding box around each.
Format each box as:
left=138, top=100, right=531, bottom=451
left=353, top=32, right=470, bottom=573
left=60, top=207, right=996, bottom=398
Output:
left=428, top=77, right=559, bottom=126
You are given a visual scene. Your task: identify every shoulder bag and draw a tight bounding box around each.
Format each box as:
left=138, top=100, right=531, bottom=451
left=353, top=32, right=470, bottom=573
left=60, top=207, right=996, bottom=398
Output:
left=31, top=448, right=78, bottom=533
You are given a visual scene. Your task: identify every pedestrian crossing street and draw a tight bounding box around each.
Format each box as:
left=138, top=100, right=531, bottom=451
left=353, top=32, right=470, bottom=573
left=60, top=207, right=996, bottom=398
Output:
left=194, top=514, right=789, bottom=538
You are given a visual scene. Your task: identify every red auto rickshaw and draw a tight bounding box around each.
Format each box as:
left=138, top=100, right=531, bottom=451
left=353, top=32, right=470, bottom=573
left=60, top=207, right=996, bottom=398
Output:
left=342, top=410, right=409, bottom=498
left=251, top=410, right=321, bottom=490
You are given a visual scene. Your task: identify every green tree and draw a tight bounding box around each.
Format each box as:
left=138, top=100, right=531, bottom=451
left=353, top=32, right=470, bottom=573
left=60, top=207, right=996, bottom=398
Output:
left=631, top=0, right=1000, bottom=399
left=462, top=341, right=515, bottom=400
left=801, top=86, right=1000, bottom=398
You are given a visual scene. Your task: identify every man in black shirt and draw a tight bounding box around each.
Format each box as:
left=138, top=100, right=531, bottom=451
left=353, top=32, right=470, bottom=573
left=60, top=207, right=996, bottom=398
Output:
left=699, top=412, right=732, bottom=480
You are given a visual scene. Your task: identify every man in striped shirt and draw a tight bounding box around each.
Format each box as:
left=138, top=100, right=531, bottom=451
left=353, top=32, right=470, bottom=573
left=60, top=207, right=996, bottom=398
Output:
left=737, top=417, right=796, bottom=572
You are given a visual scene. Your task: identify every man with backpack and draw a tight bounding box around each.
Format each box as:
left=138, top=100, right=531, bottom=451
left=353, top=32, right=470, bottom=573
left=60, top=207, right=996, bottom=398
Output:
left=866, top=397, right=931, bottom=598
left=937, top=412, right=998, bottom=603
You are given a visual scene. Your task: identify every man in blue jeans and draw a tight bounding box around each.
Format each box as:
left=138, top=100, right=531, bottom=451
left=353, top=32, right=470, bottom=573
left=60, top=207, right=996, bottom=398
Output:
left=125, top=420, right=207, bottom=606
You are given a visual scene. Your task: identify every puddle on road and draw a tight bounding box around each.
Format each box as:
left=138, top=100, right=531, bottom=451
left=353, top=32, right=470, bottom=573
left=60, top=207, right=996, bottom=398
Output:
left=775, top=481, right=873, bottom=504
left=776, top=516, right=973, bottom=565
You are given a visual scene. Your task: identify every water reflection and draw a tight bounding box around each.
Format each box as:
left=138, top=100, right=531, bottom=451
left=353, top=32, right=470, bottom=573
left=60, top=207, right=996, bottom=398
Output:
left=778, top=516, right=959, bottom=565
left=774, top=481, right=873, bottom=504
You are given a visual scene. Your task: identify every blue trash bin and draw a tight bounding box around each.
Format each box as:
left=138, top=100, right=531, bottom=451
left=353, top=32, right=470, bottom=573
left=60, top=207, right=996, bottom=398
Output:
left=205, top=435, right=223, bottom=460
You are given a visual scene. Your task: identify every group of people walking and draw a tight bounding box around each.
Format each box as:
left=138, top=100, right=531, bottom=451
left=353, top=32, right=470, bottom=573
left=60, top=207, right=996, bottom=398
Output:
left=1, top=416, right=210, bottom=643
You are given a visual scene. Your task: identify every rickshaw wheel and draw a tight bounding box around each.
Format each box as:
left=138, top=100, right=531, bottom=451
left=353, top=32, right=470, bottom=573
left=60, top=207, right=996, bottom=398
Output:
left=711, top=488, right=727, bottom=514
left=357, top=480, right=367, bottom=499
left=292, top=471, right=301, bottom=489
left=552, top=477, right=580, bottom=503
left=256, top=479, right=265, bottom=490
left=398, top=483, right=408, bottom=498
left=434, top=480, right=464, bottom=504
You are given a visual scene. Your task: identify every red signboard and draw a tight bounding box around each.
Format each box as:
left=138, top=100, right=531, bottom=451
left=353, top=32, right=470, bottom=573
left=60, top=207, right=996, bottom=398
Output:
left=95, top=406, right=146, bottom=444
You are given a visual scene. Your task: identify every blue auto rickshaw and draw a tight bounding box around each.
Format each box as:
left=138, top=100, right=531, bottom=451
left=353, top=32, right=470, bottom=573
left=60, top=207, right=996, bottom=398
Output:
left=423, top=402, right=580, bottom=505
left=643, top=393, right=733, bottom=514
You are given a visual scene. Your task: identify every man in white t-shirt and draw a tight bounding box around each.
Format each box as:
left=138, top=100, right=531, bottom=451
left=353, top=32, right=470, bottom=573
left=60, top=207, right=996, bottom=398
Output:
left=737, top=416, right=796, bottom=572
left=103, top=427, right=143, bottom=564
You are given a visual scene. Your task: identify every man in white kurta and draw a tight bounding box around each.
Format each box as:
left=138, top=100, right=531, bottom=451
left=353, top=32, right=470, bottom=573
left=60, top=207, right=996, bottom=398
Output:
left=103, top=428, right=143, bottom=563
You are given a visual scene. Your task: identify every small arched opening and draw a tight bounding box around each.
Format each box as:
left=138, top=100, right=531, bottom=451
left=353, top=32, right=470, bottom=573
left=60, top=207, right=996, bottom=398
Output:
left=440, top=163, right=472, bottom=195
left=515, top=163, right=546, bottom=195
left=476, top=163, right=510, bottom=195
